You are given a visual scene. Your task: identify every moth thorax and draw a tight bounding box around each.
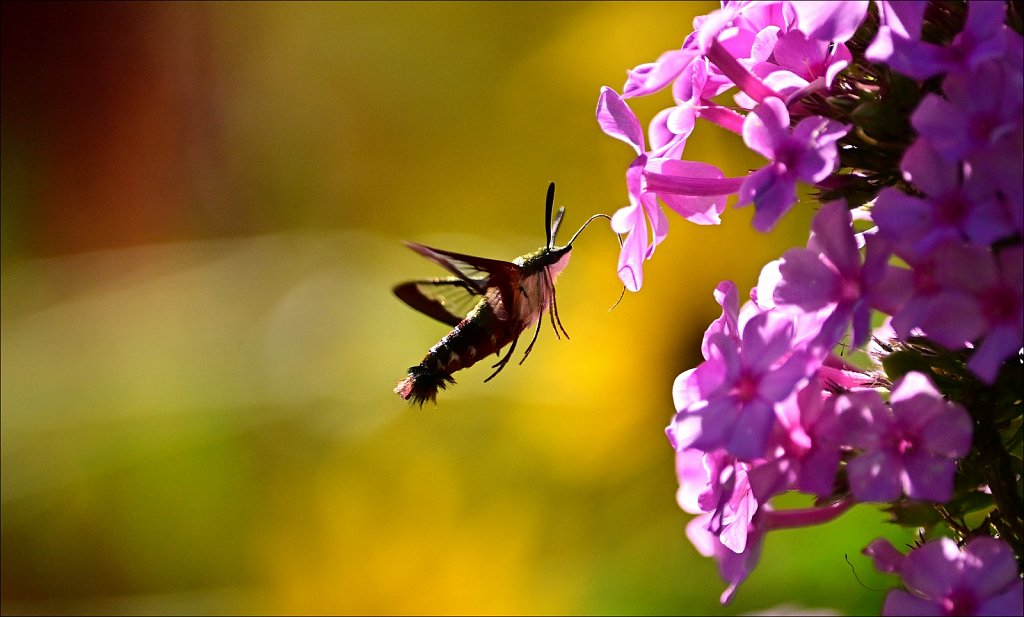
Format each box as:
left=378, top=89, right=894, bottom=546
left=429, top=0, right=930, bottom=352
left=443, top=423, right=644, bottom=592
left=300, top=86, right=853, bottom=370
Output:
left=516, top=245, right=572, bottom=277
left=514, top=249, right=571, bottom=325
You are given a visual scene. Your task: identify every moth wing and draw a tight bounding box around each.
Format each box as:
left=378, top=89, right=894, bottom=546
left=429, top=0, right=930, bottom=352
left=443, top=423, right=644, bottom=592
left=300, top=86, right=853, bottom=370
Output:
left=403, top=242, right=519, bottom=290
left=393, top=277, right=485, bottom=327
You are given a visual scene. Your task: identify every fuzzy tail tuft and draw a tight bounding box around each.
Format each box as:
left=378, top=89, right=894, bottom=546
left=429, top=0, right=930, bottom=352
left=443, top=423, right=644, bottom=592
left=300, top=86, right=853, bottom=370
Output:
left=395, top=364, right=456, bottom=407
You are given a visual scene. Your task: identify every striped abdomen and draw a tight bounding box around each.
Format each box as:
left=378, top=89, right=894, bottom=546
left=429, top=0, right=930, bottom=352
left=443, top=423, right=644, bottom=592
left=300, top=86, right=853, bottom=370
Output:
left=395, top=289, right=523, bottom=406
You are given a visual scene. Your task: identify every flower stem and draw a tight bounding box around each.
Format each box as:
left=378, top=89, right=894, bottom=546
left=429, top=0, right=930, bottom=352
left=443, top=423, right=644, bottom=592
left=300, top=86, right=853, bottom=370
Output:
left=643, top=171, right=745, bottom=197
left=705, top=38, right=780, bottom=105
left=761, top=495, right=856, bottom=530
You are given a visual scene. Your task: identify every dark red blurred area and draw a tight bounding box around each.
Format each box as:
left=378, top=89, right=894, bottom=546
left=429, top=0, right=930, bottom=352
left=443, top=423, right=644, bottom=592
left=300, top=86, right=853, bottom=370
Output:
left=1, top=2, right=237, bottom=259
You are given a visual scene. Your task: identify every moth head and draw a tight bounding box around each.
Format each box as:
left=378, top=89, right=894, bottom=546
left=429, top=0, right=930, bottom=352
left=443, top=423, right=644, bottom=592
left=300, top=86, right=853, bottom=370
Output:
left=543, top=182, right=613, bottom=251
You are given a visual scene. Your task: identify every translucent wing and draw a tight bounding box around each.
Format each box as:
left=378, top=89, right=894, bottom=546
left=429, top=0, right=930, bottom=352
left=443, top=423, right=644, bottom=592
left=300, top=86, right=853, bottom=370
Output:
left=395, top=242, right=521, bottom=327
left=393, top=278, right=486, bottom=327
left=403, top=242, right=518, bottom=289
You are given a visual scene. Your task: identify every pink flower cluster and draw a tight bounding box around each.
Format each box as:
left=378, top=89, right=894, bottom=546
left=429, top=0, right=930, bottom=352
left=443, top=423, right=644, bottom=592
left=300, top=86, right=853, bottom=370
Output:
left=596, top=1, right=1023, bottom=613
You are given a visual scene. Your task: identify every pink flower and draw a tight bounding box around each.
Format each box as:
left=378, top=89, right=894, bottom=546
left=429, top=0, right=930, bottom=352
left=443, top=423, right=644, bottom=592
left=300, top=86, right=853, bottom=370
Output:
left=686, top=513, right=765, bottom=606
left=864, top=1, right=927, bottom=68
left=597, top=87, right=733, bottom=291
left=675, top=448, right=765, bottom=605
left=867, top=1, right=1009, bottom=80
left=748, top=377, right=844, bottom=501
left=873, top=140, right=1016, bottom=256
left=912, top=60, right=1024, bottom=164
left=761, top=201, right=889, bottom=349
left=736, top=97, right=849, bottom=231
left=839, top=372, right=972, bottom=503
left=878, top=242, right=1023, bottom=383
left=734, top=28, right=853, bottom=110
left=963, top=246, right=1024, bottom=383
left=790, top=1, right=868, bottom=44
left=865, top=536, right=1024, bottom=616
left=670, top=311, right=815, bottom=461
left=596, top=87, right=667, bottom=292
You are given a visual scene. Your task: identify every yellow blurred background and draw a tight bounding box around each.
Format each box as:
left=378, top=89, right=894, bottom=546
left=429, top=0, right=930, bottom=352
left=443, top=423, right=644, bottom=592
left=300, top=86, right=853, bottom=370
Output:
left=2, top=2, right=911, bottom=615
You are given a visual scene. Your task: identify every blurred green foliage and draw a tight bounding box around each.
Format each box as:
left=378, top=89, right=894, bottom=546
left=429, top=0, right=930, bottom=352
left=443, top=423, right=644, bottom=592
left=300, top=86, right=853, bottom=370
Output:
left=2, top=2, right=912, bottom=615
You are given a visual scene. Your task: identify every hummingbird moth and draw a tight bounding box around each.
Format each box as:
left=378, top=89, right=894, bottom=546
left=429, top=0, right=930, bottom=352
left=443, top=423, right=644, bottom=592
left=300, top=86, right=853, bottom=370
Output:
left=393, top=182, right=613, bottom=406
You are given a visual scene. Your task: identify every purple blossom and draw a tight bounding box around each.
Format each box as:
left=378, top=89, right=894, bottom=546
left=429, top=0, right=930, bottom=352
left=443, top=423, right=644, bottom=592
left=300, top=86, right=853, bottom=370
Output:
left=598, top=3, right=1024, bottom=610
left=773, top=28, right=853, bottom=87
left=677, top=432, right=852, bottom=603
left=877, top=242, right=1023, bottom=383
left=700, top=280, right=743, bottom=359
left=597, top=87, right=737, bottom=291
left=912, top=60, right=1024, bottom=165
left=692, top=1, right=795, bottom=58
left=759, top=201, right=888, bottom=349
left=648, top=57, right=719, bottom=159
left=687, top=492, right=853, bottom=604
left=622, top=48, right=699, bottom=100
left=596, top=85, right=645, bottom=153
left=867, top=1, right=1010, bottom=80
left=676, top=448, right=765, bottom=605
left=686, top=450, right=758, bottom=554
left=704, top=37, right=782, bottom=106
left=596, top=87, right=666, bottom=292
left=609, top=156, right=665, bottom=293
left=866, top=536, right=1024, bottom=616
left=748, top=355, right=877, bottom=502
left=790, top=1, right=868, bottom=44
left=962, top=245, right=1024, bottom=383
left=864, top=1, right=927, bottom=67
left=677, top=439, right=856, bottom=606
left=676, top=2, right=798, bottom=106
left=863, top=536, right=907, bottom=574
left=734, top=27, right=854, bottom=111
left=968, top=123, right=1024, bottom=234
left=755, top=265, right=835, bottom=352
left=670, top=311, right=815, bottom=461
left=686, top=512, right=765, bottom=606
left=871, top=243, right=980, bottom=351
left=736, top=97, right=850, bottom=232
left=873, top=140, right=1017, bottom=255
left=685, top=2, right=863, bottom=110
left=747, top=377, right=844, bottom=501
left=839, top=372, right=972, bottom=503
left=619, top=0, right=785, bottom=102
left=932, top=64, right=1024, bottom=237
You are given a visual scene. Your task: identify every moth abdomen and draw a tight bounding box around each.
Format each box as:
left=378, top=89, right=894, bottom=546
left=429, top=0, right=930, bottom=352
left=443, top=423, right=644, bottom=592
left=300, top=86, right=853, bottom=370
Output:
left=397, top=310, right=513, bottom=406
left=395, top=364, right=456, bottom=408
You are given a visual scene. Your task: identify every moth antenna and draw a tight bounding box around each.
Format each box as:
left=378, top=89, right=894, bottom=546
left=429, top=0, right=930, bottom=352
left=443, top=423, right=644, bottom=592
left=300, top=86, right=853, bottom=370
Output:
left=550, top=207, right=565, bottom=247
left=544, top=182, right=556, bottom=249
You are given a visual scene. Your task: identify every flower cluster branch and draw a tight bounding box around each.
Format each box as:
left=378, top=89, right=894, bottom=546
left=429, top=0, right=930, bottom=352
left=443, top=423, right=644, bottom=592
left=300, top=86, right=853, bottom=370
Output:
left=595, top=2, right=1023, bottom=613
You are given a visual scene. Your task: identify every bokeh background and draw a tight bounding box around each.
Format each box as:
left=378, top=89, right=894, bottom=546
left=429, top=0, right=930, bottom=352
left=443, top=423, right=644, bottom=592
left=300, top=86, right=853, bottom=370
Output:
left=2, top=2, right=913, bottom=615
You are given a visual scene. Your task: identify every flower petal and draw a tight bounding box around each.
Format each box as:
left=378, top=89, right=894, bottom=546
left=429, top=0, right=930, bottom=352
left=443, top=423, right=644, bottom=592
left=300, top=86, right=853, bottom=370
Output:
left=596, top=87, right=645, bottom=154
